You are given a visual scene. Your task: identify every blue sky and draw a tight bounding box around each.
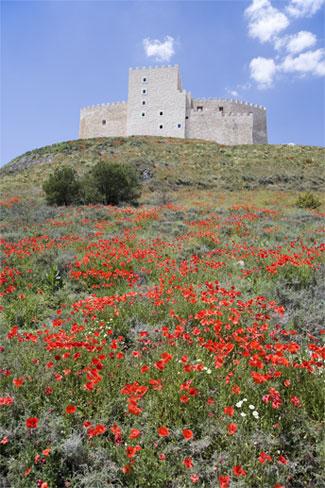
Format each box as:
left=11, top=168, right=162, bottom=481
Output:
left=1, top=0, right=324, bottom=164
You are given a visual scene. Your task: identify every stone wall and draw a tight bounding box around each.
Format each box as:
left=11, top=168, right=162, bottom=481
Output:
left=127, top=65, right=187, bottom=138
left=186, top=98, right=267, bottom=144
left=79, top=102, right=127, bottom=138
left=79, top=66, right=268, bottom=145
left=187, top=111, right=253, bottom=144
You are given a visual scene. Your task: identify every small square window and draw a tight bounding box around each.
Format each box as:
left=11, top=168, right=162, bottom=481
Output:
left=102, top=120, right=106, bottom=125
left=141, top=112, right=145, bottom=117
left=142, top=76, right=147, bottom=83
left=142, top=88, right=147, bottom=95
left=219, top=106, right=224, bottom=112
left=159, top=124, right=163, bottom=129
left=197, top=106, right=203, bottom=112
left=142, top=100, right=146, bottom=105
left=177, top=123, right=181, bottom=128
left=186, top=116, right=189, bottom=119
left=160, top=111, right=163, bottom=116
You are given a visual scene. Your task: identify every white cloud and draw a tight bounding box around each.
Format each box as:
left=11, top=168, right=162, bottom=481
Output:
left=143, top=35, right=175, bottom=62
left=245, top=0, right=289, bottom=43
left=275, top=31, right=317, bottom=53
left=281, top=48, right=325, bottom=76
left=226, top=88, right=239, bottom=97
left=286, top=31, right=317, bottom=53
left=286, top=0, right=325, bottom=18
left=249, top=56, right=277, bottom=88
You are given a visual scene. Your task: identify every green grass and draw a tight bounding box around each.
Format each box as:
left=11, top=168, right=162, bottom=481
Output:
left=1, top=137, right=324, bottom=202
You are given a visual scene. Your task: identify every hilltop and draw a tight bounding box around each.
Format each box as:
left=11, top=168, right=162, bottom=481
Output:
left=1, top=137, right=324, bottom=200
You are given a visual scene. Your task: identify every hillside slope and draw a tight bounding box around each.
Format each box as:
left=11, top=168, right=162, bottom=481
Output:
left=1, top=136, right=324, bottom=199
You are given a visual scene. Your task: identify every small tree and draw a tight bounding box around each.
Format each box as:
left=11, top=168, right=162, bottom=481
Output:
left=43, top=166, right=81, bottom=206
left=89, top=161, right=141, bottom=205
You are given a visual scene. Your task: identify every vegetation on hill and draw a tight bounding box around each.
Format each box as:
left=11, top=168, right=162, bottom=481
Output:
left=0, top=137, right=324, bottom=487
left=1, top=137, right=324, bottom=202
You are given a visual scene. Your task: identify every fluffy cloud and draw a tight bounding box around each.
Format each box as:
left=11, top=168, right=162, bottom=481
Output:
left=143, top=36, right=175, bottom=62
left=275, top=31, right=317, bottom=53
left=249, top=57, right=277, bottom=88
left=245, top=0, right=289, bottom=43
left=286, top=0, right=325, bottom=18
left=281, top=48, right=325, bottom=76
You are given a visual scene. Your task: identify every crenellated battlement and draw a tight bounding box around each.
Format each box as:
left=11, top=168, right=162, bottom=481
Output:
left=79, top=65, right=268, bottom=144
left=129, top=64, right=179, bottom=71
left=81, top=101, right=127, bottom=112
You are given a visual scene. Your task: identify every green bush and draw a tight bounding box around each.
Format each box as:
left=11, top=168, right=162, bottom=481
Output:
left=43, top=166, right=81, bottom=206
left=88, top=160, right=141, bottom=205
left=295, top=192, right=321, bottom=209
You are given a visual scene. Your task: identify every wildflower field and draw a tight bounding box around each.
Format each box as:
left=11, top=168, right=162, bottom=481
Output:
left=0, top=139, right=324, bottom=488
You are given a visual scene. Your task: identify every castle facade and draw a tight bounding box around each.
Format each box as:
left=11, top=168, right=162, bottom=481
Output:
left=79, top=65, right=267, bottom=145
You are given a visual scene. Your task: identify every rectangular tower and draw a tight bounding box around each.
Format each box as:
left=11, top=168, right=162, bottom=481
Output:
left=126, top=65, right=187, bottom=138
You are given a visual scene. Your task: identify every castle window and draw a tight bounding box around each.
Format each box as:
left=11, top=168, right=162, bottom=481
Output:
left=141, top=112, right=145, bottom=117
left=142, top=100, right=146, bottom=105
left=142, top=76, right=147, bottom=83
left=219, top=106, right=224, bottom=112
left=186, top=116, right=189, bottom=119
left=177, top=123, right=181, bottom=128
left=159, top=124, right=163, bottom=129
left=160, top=111, right=163, bottom=116
left=142, top=88, right=147, bottom=95
left=197, top=106, right=203, bottom=112
left=102, top=120, right=106, bottom=125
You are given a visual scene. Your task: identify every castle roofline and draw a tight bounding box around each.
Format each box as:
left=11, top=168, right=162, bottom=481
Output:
left=80, top=101, right=127, bottom=111
left=129, top=64, right=179, bottom=71
left=193, top=97, right=266, bottom=110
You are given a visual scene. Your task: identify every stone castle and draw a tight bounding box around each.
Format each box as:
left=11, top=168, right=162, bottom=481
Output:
left=79, top=65, right=267, bottom=145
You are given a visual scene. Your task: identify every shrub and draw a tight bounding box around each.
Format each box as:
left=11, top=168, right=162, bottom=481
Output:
left=43, top=166, right=81, bottom=206
left=88, top=161, right=141, bottom=205
left=295, top=192, right=321, bottom=209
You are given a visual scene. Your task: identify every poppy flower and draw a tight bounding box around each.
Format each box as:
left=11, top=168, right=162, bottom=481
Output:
left=26, top=417, right=38, bottom=429
left=183, top=457, right=193, bottom=469
left=182, top=429, right=193, bottom=440
left=227, top=423, right=237, bottom=435
left=218, top=475, right=230, bottom=488
left=233, top=465, right=247, bottom=477
left=224, top=406, right=234, bottom=417
left=190, top=473, right=200, bottom=483
left=65, top=405, right=77, bottom=414
left=129, top=428, right=141, bottom=439
left=157, top=426, right=170, bottom=437
left=87, top=424, right=106, bottom=439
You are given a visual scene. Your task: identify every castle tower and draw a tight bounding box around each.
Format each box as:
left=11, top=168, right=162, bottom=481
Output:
left=126, top=65, right=188, bottom=138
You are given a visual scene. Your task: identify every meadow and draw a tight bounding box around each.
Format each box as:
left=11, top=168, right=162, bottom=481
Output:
left=0, top=138, right=324, bottom=487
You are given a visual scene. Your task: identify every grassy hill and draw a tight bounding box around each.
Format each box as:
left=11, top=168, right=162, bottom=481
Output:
left=1, top=137, right=324, bottom=201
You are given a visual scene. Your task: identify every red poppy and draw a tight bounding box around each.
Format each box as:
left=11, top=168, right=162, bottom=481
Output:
left=190, top=473, right=200, bottom=483
left=278, top=455, right=288, bottom=465
left=87, top=424, right=106, bottom=439
left=26, top=417, right=38, bottom=429
left=65, top=405, right=77, bottom=414
left=233, top=465, right=247, bottom=477
left=227, top=423, right=237, bottom=435
left=223, top=406, right=234, bottom=417
left=157, top=426, right=170, bottom=437
left=183, top=457, right=193, bottom=469
left=129, top=428, right=141, bottom=439
left=259, top=452, right=272, bottom=464
left=182, top=429, right=193, bottom=440
left=218, top=475, right=231, bottom=488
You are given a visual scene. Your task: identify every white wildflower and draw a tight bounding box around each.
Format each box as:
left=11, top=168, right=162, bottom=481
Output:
left=249, top=404, right=255, bottom=410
